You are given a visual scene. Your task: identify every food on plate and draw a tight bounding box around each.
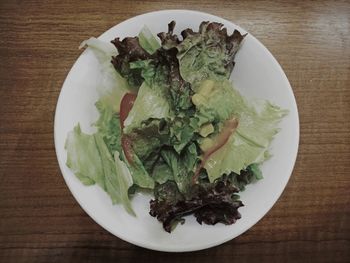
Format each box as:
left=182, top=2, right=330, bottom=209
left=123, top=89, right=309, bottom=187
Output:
left=65, top=21, right=287, bottom=232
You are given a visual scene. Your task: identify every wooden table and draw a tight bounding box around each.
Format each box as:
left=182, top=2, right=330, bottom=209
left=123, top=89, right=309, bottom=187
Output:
left=1, top=0, right=349, bottom=262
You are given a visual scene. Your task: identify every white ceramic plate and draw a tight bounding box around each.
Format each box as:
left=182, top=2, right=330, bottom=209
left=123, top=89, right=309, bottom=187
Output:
left=54, top=10, right=299, bottom=252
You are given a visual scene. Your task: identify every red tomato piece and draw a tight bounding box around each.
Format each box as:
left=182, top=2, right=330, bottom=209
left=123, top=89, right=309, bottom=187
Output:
left=120, top=93, right=137, bottom=129
left=119, top=93, right=137, bottom=164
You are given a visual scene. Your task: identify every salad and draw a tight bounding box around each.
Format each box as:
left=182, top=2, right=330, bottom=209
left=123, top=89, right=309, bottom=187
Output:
left=65, top=21, right=287, bottom=232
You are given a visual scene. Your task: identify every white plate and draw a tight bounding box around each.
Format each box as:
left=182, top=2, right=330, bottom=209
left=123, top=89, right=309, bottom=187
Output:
left=54, top=10, right=299, bottom=252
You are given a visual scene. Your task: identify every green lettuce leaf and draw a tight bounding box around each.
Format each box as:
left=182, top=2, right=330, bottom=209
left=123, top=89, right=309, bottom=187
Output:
left=123, top=82, right=172, bottom=134
left=152, top=162, right=174, bottom=184
left=65, top=124, right=105, bottom=188
left=248, top=163, right=263, bottom=180
left=130, top=48, right=193, bottom=113
left=127, top=52, right=196, bottom=153
left=193, top=79, right=238, bottom=123
left=160, top=143, right=198, bottom=193
left=138, top=26, right=161, bottom=54
left=175, top=22, right=245, bottom=89
left=204, top=87, right=288, bottom=182
left=128, top=119, right=170, bottom=160
left=79, top=37, right=117, bottom=58
left=65, top=125, right=135, bottom=215
left=94, top=99, right=122, bottom=155
left=169, top=117, right=196, bottom=153
left=80, top=37, right=131, bottom=111
left=94, top=135, right=135, bottom=215
left=122, top=151, right=155, bottom=189
left=94, top=100, right=155, bottom=189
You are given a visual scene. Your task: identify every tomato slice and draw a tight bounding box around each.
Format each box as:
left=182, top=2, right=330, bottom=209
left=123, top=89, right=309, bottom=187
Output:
left=202, top=118, right=238, bottom=159
left=120, top=93, right=137, bottom=129
left=121, top=135, right=134, bottom=164
left=119, top=93, right=137, bottom=164
left=193, top=118, right=239, bottom=183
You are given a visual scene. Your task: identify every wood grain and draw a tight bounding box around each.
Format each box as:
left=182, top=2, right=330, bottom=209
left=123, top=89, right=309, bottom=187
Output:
left=0, top=0, right=349, bottom=262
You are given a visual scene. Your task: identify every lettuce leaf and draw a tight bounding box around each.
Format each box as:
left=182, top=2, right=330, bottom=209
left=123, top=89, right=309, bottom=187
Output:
left=138, top=26, right=161, bottom=54
left=94, top=135, right=135, bottom=215
left=128, top=119, right=170, bottom=160
left=150, top=178, right=243, bottom=232
left=193, top=80, right=239, bottom=122
left=79, top=37, right=117, bottom=58
left=94, top=98, right=155, bottom=189
left=65, top=125, right=135, bottom=215
left=204, top=88, right=288, bottom=181
left=94, top=99, right=122, bottom=155
left=169, top=116, right=196, bottom=153
left=111, top=36, right=151, bottom=88
left=151, top=162, right=174, bottom=184
left=228, top=163, right=263, bottom=191
left=65, top=124, right=105, bottom=188
left=178, top=22, right=245, bottom=88
left=160, top=143, right=198, bottom=193
left=129, top=48, right=193, bottom=113
left=111, top=152, right=135, bottom=215
left=157, top=21, right=180, bottom=49
left=248, top=163, right=263, bottom=180
left=123, top=82, right=172, bottom=134
left=80, top=37, right=131, bottom=112
left=158, top=21, right=245, bottom=89
left=122, top=150, right=155, bottom=189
